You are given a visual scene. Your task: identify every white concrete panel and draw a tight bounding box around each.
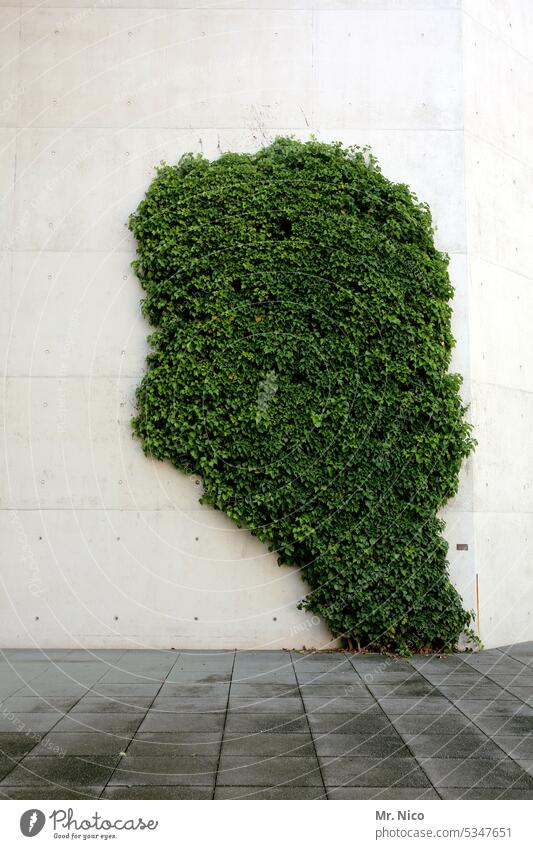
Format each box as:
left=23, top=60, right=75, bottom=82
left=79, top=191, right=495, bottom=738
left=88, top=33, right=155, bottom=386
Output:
left=0, top=129, right=16, bottom=244
left=441, top=508, right=477, bottom=617
left=2, top=376, right=208, bottom=510
left=463, top=0, right=533, bottom=59
left=0, top=509, right=334, bottom=649
left=13, top=127, right=303, bottom=251
left=0, top=252, right=12, bottom=368
left=469, top=256, right=533, bottom=393
left=0, top=8, right=20, bottom=128
left=6, top=251, right=146, bottom=378
left=465, top=135, right=533, bottom=280
left=463, top=14, right=533, bottom=163
left=474, top=511, right=533, bottom=649
left=0, top=1, right=462, bottom=9
left=13, top=125, right=468, bottom=253
left=471, top=381, right=533, bottom=515
left=314, top=9, right=462, bottom=129
left=18, top=9, right=312, bottom=129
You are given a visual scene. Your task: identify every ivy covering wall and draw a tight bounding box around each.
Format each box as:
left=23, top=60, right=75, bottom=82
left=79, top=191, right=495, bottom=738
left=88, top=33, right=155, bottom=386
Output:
left=129, top=137, right=475, bottom=654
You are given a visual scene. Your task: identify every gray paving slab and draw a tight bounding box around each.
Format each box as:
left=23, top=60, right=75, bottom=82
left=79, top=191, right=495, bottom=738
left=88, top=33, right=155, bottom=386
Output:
left=0, top=714, right=62, bottom=734
left=328, top=786, right=439, bottom=799
left=217, top=755, right=323, bottom=787
left=0, top=646, right=532, bottom=799
left=0, top=733, right=43, bottom=759
left=127, top=733, right=221, bottom=758
left=103, top=786, right=213, bottom=799
left=419, top=756, right=533, bottom=789
left=51, top=714, right=143, bottom=735
left=0, top=755, right=118, bottom=787
left=320, top=756, right=431, bottom=788
left=31, top=733, right=128, bottom=757
left=214, top=786, right=325, bottom=799
left=313, top=732, right=409, bottom=759
left=0, top=785, right=102, bottom=799
left=221, top=733, right=315, bottom=758
left=70, top=697, right=152, bottom=714
left=138, top=712, right=225, bottom=734
left=308, top=713, right=398, bottom=736
left=108, top=756, right=218, bottom=786
left=224, top=714, right=309, bottom=734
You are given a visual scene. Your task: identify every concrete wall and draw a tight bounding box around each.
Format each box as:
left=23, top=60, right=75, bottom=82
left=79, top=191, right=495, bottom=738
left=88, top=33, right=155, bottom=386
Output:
left=0, top=0, right=523, bottom=650
left=462, top=0, right=533, bottom=647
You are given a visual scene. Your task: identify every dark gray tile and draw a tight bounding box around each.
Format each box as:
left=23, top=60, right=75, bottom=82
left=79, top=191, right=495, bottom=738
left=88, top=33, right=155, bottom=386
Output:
left=504, top=686, right=533, bottom=703
left=0, top=733, right=42, bottom=758
left=13, top=687, right=89, bottom=701
left=0, top=785, right=102, bottom=799
left=31, top=733, right=127, bottom=757
left=0, top=756, right=118, bottom=787
left=166, top=672, right=231, bottom=685
left=473, top=715, right=533, bottom=736
left=493, top=736, right=533, bottom=758
left=102, top=786, right=213, bottom=799
left=404, top=732, right=505, bottom=760
left=214, top=786, right=325, bottom=799
left=154, top=684, right=229, bottom=698
left=296, top=670, right=359, bottom=685
left=419, top=757, right=533, bottom=788
left=308, top=714, right=397, bottom=736
left=0, top=757, right=21, bottom=781
left=422, top=673, right=486, bottom=685
left=224, top=714, right=309, bottom=735
left=391, top=714, right=474, bottom=735
left=379, top=697, right=456, bottom=715
left=439, top=787, right=533, bottom=800
left=437, top=684, right=517, bottom=701
left=71, top=697, right=151, bottom=714
left=228, top=697, right=303, bottom=714
left=128, top=734, right=221, bottom=758
left=229, top=684, right=300, bottom=699
left=359, top=672, right=428, bottom=686
left=0, top=714, right=62, bottom=734
left=217, top=755, right=323, bottom=787
left=52, top=714, right=142, bottom=735
left=109, top=756, right=218, bottom=786
left=351, top=657, right=414, bottom=674
left=370, top=681, right=438, bottom=698
left=90, top=684, right=161, bottom=698
left=221, top=733, right=314, bottom=758
left=313, top=733, right=408, bottom=759
left=328, top=786, right=439, bottom=800
left=320, top=756, right=430, bottom=788
left=138, top=713, right=225, bottom=733
left=98, top=671, right=168, bottom=685
left=515, top=760, right=533, bottom=776
left=150, top=697, right=227, bottom=713
left=303, top=698, right=378, bottom=715
left=0, top=697, right=75, bottom=714
left=454, top=699, right=532, bottom=717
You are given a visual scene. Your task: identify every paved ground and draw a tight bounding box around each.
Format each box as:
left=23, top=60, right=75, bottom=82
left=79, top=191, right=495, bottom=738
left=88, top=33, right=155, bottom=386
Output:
left=1, top=646, right=533, bottom=799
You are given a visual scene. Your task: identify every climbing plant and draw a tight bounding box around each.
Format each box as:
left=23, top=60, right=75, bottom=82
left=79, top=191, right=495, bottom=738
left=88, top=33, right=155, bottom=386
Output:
left=129, top=137, right=475, bottom=654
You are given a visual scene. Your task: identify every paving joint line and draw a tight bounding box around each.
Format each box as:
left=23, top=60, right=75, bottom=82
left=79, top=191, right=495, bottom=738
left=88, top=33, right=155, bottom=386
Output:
left=97, top=650, right=183, bottom=799
left=212, top=649, right=236, bottom=800
left=289, top=650, right=328, bottom=800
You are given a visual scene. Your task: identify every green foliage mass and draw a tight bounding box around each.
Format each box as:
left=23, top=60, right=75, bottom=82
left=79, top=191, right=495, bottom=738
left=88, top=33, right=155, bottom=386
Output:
left=129, top=137, right=475, bottom=654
